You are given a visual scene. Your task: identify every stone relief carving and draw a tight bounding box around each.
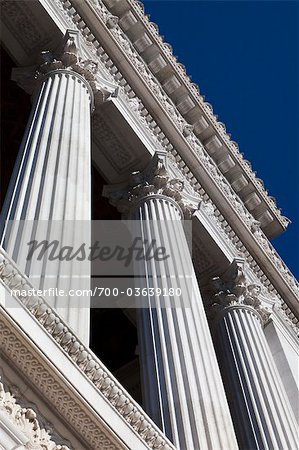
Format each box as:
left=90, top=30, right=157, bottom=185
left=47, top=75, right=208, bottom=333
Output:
left=0, top=249, right=175, bottom=450
left=200, top=201, right=240, bottom=255
left=119, top=92, right=166, bottom=152
left=104, top=152, right=197, bottom=218
left=36, top=30, right=96, bottom=102
left=210, top=259, right=273, bottom=324
left=166, top=153, right=199, bottom=198
left=200, top=196, right=299, bottom=315
left=0, top=378, right=70, bottom=450
left=0, top=323, right=121, bottom=450
left=92, top=113, right=135, bottom=172
left=6, top=0, right=297, bottom=334
left=16, top=29, right=118, bottom=112
left=123, top=0, right=290, bottom=228
left=1, top=1, right=50, bottom=55
left=57, top=0, right=299, bottom=312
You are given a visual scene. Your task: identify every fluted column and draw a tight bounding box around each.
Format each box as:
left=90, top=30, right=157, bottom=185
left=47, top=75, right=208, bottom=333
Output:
left=211, top=261, right=298, bottom=449
left=0, top=31, right=95, bottom=344
left=106, top=153, right=238, bottom=450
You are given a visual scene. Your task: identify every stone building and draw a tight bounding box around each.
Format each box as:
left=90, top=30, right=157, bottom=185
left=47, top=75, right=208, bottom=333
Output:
left=0, top=1, right=298, bottom=449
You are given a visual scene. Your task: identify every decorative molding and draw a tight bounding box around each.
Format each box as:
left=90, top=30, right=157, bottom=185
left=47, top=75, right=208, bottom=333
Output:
left=56, top=0, right=299, bottom=319
left=0, top=318, right=122, bottom=450
left=92, top=112, right=136, bottom=173
left=1, top=0, right=50, bottom=55
left=199, top=201, right=299, bottom=331
left=277, top=303, right=299, bottom=337
left=13, top=29, right=118, bottom=110
left=119, top=0, right=290, bottom=229
left=36, top=29, right=113, bottom=110
left=0, top=248, right=175, bottom=450
left=0, top=377, right=70, bottom=450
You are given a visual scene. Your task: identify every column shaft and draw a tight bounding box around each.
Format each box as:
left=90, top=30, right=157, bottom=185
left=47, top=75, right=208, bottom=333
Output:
left=135, top=195, right=238, bottom=450
left=1, top=69, right=92, bottom=344
left=215, top=306, right=298, bottom=449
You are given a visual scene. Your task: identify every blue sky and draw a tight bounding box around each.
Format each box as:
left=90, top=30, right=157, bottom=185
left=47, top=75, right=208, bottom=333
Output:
left=143, top=0, right=299, bottom=278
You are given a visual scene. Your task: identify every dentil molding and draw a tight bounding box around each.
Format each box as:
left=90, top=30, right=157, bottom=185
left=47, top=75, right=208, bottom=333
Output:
left=54, top=0, right=299, bottom=322
left=3, top=0, right=298, bottom=335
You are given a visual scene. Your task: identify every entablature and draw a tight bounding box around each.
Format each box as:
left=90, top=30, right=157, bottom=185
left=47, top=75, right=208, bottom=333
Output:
left=0, top=0, right=298, bottom=334
left=98, top=0, right=290, bottom=239
left=59, top=0, right=298, bottom=320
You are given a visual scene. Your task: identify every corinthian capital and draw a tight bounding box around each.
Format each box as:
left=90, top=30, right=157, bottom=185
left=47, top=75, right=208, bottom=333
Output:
left=37, top=30, right=97, bottom=80
left=103, top=151, right=196, bottom=218
left=11, top=30, right=117, bottom=107
left=210, top=258, right=272, bottom=324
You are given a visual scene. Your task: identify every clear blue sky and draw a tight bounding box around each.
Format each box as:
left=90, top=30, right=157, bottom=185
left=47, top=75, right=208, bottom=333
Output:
left=144, top=0, right=299, bottom=279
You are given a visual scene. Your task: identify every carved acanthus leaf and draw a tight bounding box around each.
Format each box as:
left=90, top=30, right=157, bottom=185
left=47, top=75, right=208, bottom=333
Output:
left=0, top=378, right=70, bottom=450
left=13, top=30, right=117, bottom=109
left=210, top=259, right=272, bottom=324
left=104, top=153, right=196, bottom=218
left=36, top=30, right=97, bottom=86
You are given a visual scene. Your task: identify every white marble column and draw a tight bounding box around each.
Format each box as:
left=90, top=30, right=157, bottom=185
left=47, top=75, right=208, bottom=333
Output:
left=211, top=264, right=298, bottom=449
left=117, top=155, right=239, bottom=450
left=1, top=31, right=94, bottom=344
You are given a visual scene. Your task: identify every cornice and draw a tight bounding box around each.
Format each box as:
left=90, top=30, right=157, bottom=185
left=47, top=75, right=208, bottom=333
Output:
left=1, top=1, right=297, bottom=330
left=54, top=0, right=299, bottom=320
left=0, top=248, right=176, bottom=450
left=102, top=0, right=289, bottom=235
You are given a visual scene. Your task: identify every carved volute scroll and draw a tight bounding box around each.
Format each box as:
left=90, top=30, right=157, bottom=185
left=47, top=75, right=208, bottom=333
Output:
left=11, top=29, right=118, bottom=110
left=210, top=258, right=273, bottom=325
left=103, top=151, right=197, bottom=218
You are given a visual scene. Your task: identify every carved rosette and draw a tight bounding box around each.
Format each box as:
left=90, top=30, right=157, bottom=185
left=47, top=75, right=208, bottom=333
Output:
left=210, top=260, right=272, bottom=325
left=105, top=153, right=196, bottom=219
left=0, top=378, right=70, bottom=450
